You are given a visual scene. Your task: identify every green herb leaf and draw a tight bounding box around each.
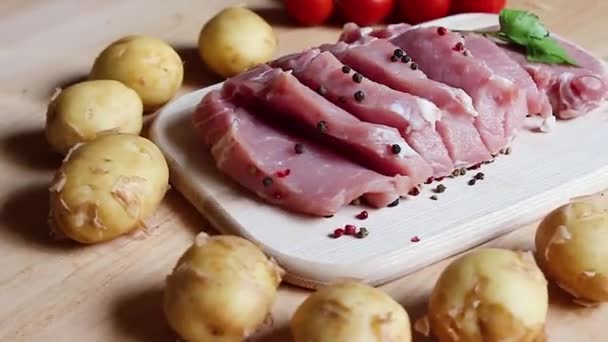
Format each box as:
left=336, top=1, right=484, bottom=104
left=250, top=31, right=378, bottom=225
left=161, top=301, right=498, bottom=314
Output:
left=499, top=9, right=548, bottom=43
left=526, top=37, right=579, bottom=66
left=495, top=8, right=579, bottom=66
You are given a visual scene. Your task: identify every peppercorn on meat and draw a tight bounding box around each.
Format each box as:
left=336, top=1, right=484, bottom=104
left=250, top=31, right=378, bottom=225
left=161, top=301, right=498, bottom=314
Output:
left=193, top=90, right=410, bottom=216
left=318, top=39, right=492, bottom=168
left=271, top=49, right=455, bottom=177
left=222, top=64, right=433, bottom=184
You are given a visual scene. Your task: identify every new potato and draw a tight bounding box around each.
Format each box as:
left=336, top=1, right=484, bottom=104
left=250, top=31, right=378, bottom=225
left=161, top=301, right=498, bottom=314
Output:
left=45, top=80, right=143, bottom=154
left=48, top=133, right=169, bottom=243
left=198, top=6, right=277, bottom=78
left=90, top=35, right=183, bottom=111
left=427, top=248, right=548, bottom=342
left=535, top=200, right=608, bottom=303
left=164, top=234, right=284, bottom=342
left=291, top=281, right=412, bottom=342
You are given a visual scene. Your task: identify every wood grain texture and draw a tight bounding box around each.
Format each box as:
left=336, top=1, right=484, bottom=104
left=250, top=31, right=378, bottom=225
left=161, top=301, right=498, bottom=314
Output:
left=0, top=0, right=607, bottom=341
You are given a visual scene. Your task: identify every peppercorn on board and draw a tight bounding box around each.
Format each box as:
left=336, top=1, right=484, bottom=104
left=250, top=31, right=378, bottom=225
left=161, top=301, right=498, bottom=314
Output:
left=150, top=13, right=608, bottom=289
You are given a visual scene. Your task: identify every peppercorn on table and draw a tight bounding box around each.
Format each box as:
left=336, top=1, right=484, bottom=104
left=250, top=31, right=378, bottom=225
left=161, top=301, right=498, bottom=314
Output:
left=1, top=0, right=607, bottom=341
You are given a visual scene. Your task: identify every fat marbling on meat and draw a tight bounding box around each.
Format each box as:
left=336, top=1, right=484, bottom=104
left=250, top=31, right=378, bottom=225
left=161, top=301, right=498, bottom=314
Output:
left=222, top=64, right=433, bottom=184
left=192, top=90, right=411, bottom=216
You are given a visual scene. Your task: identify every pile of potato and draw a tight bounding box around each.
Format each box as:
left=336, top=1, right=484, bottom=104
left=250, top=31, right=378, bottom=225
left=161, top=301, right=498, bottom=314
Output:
left=162, top=198, right=608, bottom=342
left=45, top=33, right=186, bottom=242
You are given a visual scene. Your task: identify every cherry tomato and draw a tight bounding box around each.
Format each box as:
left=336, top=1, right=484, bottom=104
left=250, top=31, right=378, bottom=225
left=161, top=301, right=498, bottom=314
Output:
left=396, top=0, right=451, bottom=24
left=336, top=0, right=395, bottom=26
left=284, top=0, right=334, bottom=26
left=451, top=0, right=507, bottom=14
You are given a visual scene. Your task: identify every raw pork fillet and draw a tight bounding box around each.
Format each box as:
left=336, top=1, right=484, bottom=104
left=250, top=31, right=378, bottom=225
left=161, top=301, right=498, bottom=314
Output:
left=500, top=35, right=608, bottom=120
left=193, top=90, right=411, bottom=216
left=389, top=27, right=527, bottom=153
left=222, top=64, right=432, bottom=184
left=339, top=22, right=412, bottom=43
left=319, top=39, right=491, bottom=167
left=465, top=34, right=553, bottom=121
left=272, top=50, right=455, bottom=177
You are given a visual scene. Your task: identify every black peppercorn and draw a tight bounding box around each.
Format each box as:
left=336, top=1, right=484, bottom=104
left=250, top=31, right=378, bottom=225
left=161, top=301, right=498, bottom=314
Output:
left=410, top=62, right=419, bottom=70
left=294, top=143, right=304, bottom=154
left=354, top=90, right=365, bottom=102
left=391, top=55, right=399, bottom=62
left=317, top=121, right=328, bottom=133
left=352, top=73, right=363, bottom=83
left=342, top=65, right=351, bottom=73
left=387, top=198, right=400, bottom=207
left=391, top=144, right=401, bottom=154
left=401, top=55, right=412, bottom=63
left=262, top=177, right=273, bottom=187
left=394, top=48, right=405, bottom=57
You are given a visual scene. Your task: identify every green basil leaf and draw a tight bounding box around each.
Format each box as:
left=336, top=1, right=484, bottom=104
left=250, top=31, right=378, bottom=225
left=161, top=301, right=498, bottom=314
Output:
left=526, top=37, right=579, bottom=66
left=499, top=9, right=549, bottom=42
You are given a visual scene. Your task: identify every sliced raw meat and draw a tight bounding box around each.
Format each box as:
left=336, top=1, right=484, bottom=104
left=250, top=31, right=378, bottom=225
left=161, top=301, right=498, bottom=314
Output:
left=500, top=35, right=608, bottom=120
left=339, top=22, right=412, bottom=43
left=465, top=34, right=553, bottom=122
left=222, top=65, right=432, bottom=184
left=193, top=90, right=411, bottom=216
left=389, top=27, right=527, bottom=153
left=272, top=50, right=455, bottom=177
left=319, top=39, right=491, bottom=166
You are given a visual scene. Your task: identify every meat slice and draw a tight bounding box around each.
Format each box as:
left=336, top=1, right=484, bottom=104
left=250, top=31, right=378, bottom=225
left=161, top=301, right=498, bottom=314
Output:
left=319, top=39, right=491, bottom=167
left=193, top=90, right=410, bottom=216
left=222, top=65, right=432, bottom=184
left=339, top=22, right=412, bottom=43
left=500, top=35, right=608, bottom=120
left=389, top=27, right=527, bottom=153
left=465, top=34, right=553, bottom=124
left=272, top=50, right=455, bottom=177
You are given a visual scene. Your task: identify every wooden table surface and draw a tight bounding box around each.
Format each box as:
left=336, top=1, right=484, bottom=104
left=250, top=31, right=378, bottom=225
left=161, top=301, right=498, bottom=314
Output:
left=1, top=0, right=607, bottom=341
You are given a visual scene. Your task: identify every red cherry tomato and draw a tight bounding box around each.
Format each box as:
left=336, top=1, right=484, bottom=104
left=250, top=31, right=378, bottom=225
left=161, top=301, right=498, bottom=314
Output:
left=284, top=0, right=334, bottom=26
left=336, top=0, right=395, bottom=26
left=451, top=0, right=507, bottom=14
left=396, top=0, right=451, bottom=24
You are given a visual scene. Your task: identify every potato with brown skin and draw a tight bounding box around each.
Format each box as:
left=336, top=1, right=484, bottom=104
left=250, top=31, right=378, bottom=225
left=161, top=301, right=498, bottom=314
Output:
left=427, top=248, right=548, bottom=342
left=48, top=133, right=169, bottom=243
left=290, top=281, right=412, bottom=342
left=198, top=6, right=277, bottom=78
left=535, top=200, right=608, bottom=303
left=90, top=35, right=183, bottom=111
left=45, top=80, right=143, bottom=154
left=164, top=233, right=284, bottom=342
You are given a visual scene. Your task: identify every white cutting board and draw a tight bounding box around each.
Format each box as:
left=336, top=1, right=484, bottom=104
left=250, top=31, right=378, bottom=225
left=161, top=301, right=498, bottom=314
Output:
left=150, top=13, right=608, bottom=289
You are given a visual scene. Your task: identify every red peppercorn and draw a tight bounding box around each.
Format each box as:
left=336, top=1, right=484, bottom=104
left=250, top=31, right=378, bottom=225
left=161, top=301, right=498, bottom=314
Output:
left=468, top=163, right=481, bottom=170
left=356, top=211, right=369, bottom=220
left=344, top=224, right=357, bottom=235
left=424, top=177, right=433, bottom=184
left=333, top=228, right=345, bottom=238
left=276, top=169, right=291, bottom=178
left=436, top=176, right=445, bottom=182
left=437, top=27, right=447, bottom=36
left=410, top=236, right=421, bottom=243
left=453, top=42, right=465, bottom=52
